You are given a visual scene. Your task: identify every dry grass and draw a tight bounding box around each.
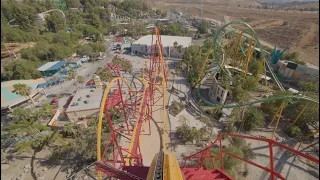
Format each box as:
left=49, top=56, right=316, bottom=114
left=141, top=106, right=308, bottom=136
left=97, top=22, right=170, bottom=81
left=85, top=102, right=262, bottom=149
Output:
left=150, top=2, right=319, bottom=66
left=1, top=42, right=36, bottom=58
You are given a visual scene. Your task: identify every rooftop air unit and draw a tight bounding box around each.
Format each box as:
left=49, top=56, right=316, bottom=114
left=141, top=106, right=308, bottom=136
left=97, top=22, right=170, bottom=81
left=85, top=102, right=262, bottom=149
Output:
left=73, top=102, right=78, bottom=106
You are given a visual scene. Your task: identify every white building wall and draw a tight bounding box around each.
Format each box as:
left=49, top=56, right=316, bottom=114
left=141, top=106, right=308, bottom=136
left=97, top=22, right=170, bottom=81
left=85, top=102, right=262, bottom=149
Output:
left=66, top=109, right=99, bottom=122
left=208, top=77, right=228, bottom=105
left=131, top=44, right=185, bottom=58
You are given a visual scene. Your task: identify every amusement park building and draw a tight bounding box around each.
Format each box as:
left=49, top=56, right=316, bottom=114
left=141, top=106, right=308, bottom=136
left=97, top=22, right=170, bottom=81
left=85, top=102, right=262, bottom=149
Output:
left=131, top=35, right=192, bottom=58
left=276, top=60, right=319, bottom=80
left=65, top=87, right=103, bottom=122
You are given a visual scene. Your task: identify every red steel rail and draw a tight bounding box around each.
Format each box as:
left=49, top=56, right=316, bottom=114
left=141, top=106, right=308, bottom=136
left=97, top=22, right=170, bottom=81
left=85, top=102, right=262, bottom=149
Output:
left=182, top=133, right=319, bottom=180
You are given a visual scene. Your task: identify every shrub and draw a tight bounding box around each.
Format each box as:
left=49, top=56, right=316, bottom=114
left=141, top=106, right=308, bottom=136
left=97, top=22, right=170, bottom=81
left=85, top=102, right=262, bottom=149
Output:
left=286, top=126, right=302, bottom=138
left=244, top=76, right=259, bottom=91
left=169, top=100, right=185, bottom=116
left=243, top=108, right=265, bottom=131
left=175, top=124, right=194, bottom=144
left=242, top=143, right=256, bottom=160
left=231, top=137, right=246, bottom=148
left=205, top=108, right=222, bottom=119
left=242, top=166, right=249, bottom=177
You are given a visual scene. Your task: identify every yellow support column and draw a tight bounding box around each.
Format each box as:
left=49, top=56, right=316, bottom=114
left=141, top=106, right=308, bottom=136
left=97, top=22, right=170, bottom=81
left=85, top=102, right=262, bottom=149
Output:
left=268, top=100, right=285, bottom=126
left=292, top=103, right=308, bottom=125
left=307, top=129, right=319, bottom=138
left=241, top=108, right=248, bottom=129
left=197, top=41, right=214, bottom=86
left=232, top=31, right=243, bottom=71
left=243, top=35, right=255, bottom=77
left=270, top=101, right=286, bottom=140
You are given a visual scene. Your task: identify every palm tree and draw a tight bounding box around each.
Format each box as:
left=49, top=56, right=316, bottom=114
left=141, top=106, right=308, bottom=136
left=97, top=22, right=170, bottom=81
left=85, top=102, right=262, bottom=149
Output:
left=63, top=123, right=77, bottom=138
left=13, top=83, right=35, bottom=106
left=76, top=76, right=85, bottom=88
left=68, top=69, right=76, bottom=81
left=2, top=107, right=61, bottom=179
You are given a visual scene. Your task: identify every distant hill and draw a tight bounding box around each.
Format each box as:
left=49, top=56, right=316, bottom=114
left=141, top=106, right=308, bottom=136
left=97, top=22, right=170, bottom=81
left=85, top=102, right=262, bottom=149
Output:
left=258, top=0, right=319, bottom=9
left=257, top=0, right=318, bottom=2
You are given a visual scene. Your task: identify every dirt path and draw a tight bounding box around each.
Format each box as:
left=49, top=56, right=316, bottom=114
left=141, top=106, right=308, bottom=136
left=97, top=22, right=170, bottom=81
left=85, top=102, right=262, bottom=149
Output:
left=1, top=148, right=67, bottom=180
left=296, top=24, right=318, bottom=49
left=252, top=19, right=284, bottom=29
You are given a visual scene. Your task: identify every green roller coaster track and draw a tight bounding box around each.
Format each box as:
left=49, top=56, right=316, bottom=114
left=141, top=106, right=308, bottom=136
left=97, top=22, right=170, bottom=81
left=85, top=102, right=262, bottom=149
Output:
left=197, top=21, right=319, bottom=108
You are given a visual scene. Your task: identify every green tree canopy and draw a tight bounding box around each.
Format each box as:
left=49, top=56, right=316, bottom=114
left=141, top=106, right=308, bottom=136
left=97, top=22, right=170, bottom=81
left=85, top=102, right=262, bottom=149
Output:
left=45, top=11, right=66, bottom=33
left=2, top=0, right=37, bottom=31
left=198, top=20, right=209, bottom=34
left=2, top=60, right=41, bottom=81
left=12, top=83, right=34, bottom=105
left=76, top=44, right=94, bottom=57
left=175, top=124, right=195, bottom=144
left=68, top=69, right=76, bottom=81
left=243, top=107, right=265, bottom=131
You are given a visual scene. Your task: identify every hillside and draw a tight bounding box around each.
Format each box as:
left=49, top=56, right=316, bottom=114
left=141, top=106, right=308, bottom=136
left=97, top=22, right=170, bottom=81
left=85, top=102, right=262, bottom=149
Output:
left=259, top=1, right=319, bottom=8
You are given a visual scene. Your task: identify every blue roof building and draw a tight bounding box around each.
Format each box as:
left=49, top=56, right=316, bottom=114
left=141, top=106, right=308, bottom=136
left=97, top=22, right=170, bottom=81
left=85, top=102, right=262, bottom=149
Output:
left=37, top=61, right=67, bottom=77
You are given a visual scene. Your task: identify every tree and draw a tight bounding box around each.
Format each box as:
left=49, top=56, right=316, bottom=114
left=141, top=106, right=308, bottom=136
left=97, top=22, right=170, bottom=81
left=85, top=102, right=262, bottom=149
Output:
left=286, top=125, right=302, bottom=138
left=233, top=86, right=250, bottom=103
left=248, top=60, right=261, bottom=77
left=112, top=55, right=133, bottom=73
left=243, top=108, right=265, bottom=131
left=76, top=76, right=85, bottom=87
left=62, top=123, right=78, bottom=138
left=284, top=101, right=319, bottom=131
left=261, top=90, right=293, bottom=115
left=298, top=81, right=317, bottom=93
left=1, top=59, right=41, bottom=81
left=65, top=0, right=81, bottom=8
left=197, top=20, right=209, bottom=34
left=13, top=83, right=35, bottom=105
left=77, top=44, right=94, bottom=57
left=208, top=145, right=244, bottom=177
left=38, top=103, right=54, bottom=118
left=96, top=67, right=113, bottom=82
left=2, top=106, right=60, bottom=179
left=50, top=123, right=110, bottom=172
left=68, top=69, right=76, bottom=81
left=244, top=76, right=259, bottom=91
left=45, top=11, right=66, bottom=33
left=1, top=0, right=37, bottom=31
left=182, top=45, right=202, bottom=86
left=175, top=124, right=195, bottom=144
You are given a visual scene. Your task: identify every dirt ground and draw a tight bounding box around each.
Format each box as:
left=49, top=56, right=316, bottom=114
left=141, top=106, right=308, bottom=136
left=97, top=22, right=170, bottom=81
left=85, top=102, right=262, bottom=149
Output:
left=1, top=147, right=68, bottom=180
left=155, top=3, right=319, bottom=66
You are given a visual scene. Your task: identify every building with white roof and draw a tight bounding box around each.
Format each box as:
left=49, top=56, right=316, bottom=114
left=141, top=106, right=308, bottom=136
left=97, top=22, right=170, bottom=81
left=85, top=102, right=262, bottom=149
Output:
left=131, top=35, right=192, bottom=58
left=65, top=87, right=103, bottom=122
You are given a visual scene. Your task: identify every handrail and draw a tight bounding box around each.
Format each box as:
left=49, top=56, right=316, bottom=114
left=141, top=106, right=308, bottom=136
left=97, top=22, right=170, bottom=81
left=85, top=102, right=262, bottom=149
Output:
left=182, top=133, right=319, bottom=180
